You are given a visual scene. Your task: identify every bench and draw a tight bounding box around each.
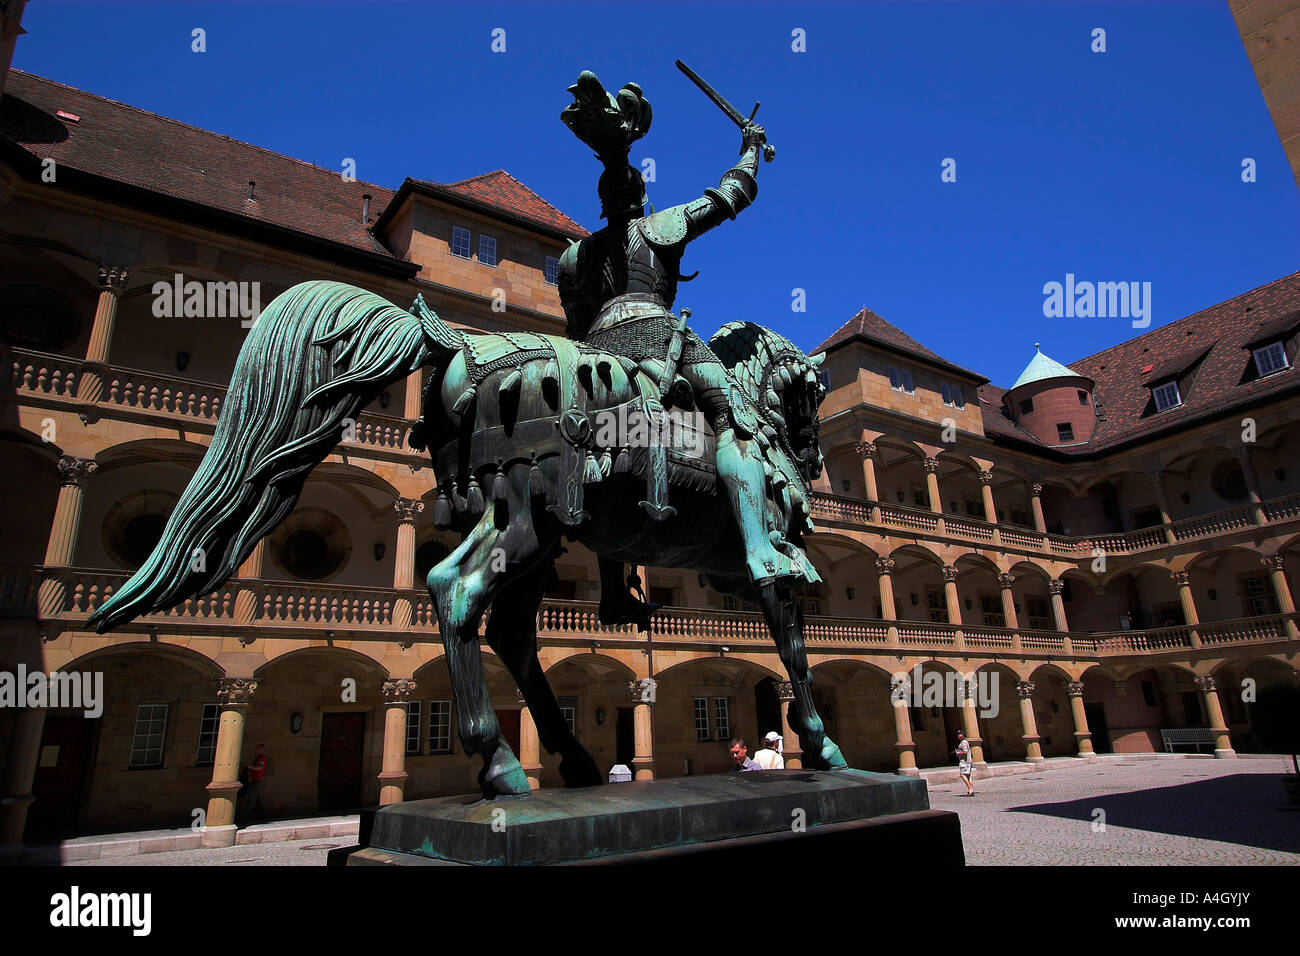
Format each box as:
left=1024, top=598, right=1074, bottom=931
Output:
left=1160, top=728, right=1217, bottom=754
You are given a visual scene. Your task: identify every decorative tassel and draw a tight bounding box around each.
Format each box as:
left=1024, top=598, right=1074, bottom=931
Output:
left=612, top=446, right=631, bottom=474
left=583, top=452, right=602, bottom=484
left=772, top=374, right=785, bottom=393
left=779, top=365, right=793, bottom=386
left=762, top=424, right=780, bottom=444
left=766, top=387, right=781, bottom=409
left=774, top=470, right=788, bottom=490
left=805, top=369, right=818, bottom=386
left=433, top=489, right=452, bottom=529
left=491, top=463, right=509, bottom=503
left=449, top=479, right=466, bottom=512
left=466, top=476, right=485, bottom=515
left=762, top=460, right=774, bottom=479
left=578, top=362, right=594, bottom=395
left=527, top=454, right=546, bottom=499
left=598, top=447, right=612, bottom=477
left=499, top=366, right=522, bottom=400
left=452, top=385, right=476, bottom=415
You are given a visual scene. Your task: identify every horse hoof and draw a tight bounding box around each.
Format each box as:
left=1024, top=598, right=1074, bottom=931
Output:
left=480, top=749, right=532, bottom=797
left=820, top=740, right=849, bottom=770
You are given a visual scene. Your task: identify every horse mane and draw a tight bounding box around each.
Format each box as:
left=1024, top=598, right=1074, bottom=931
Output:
left=708, top=321, right=809, bottom=406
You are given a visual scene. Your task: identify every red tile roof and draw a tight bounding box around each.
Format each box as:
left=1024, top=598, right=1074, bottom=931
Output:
left=433, top=170, right=587, bottom=239
left=980, top=272, right=1300, bottom=453
left=815, top=307, right=987, bottom=383
left=0, top=70, right=587, bottom=262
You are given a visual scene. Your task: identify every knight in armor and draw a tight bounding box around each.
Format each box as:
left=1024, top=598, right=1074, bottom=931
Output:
left=557, top=71, right=817, bottom=592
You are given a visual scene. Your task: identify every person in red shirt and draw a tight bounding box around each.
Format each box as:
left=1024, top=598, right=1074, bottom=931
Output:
left=241, top=743, right=268, bottom=821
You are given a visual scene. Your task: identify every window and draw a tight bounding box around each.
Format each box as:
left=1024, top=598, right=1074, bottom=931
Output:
left=1056, top=423, right=1075, bottom=442
left=405, top=700, right=423, bottom=755
left=1025, top=596, right=1052, bottom=630
left=544, top=255, right=559, bottom=285
left=941, top=382, right=965, bottom=407
left=129, top=703, right=169, bottom=768
left=478, top=234, right=498, bottom=267
left=196, top=703, right=219, bottom=765
left=1152, top=380, right=1181, bottom=411
left=723, top=594, right=737, bottom=612
left=451, top=226, right=472, bottom=259
left=713, top=698, right=731, bottom=740
left=818, top=370, right=830, bottom=392
left=693, top=697, right=710, bottom=741
left=428, top=700, right=452, bottom=753
left=558, top=696, right=578, bottom=737
left=1242, top=575, right=1277, bottom=617
left=1253, top=342, right=1289, bottom=377
left=1077, top=389, right=1090, bottom=405
left=926, top=589, right=948, bottom=623
left=980, top=594, right=1005, bottom=627
left=965, top=500, right=985, bottom=519
left=888, top=365, right=914, bottom=394
left=1019, top=397, right=1034, bottom=415
left=1140, top=680, right=1157, bottom=707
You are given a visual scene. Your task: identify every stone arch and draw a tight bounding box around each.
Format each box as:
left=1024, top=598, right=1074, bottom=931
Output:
left=809, top=658, right=896, bottom=771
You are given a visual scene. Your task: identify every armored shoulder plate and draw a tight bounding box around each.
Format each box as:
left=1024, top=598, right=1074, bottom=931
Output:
left=636, top=207, right=689, bottom=246
left=557, top=240, right=582, bottom=288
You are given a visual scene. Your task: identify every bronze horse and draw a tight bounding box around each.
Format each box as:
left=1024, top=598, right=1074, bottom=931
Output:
left=89, top=280, right=848, bottom=796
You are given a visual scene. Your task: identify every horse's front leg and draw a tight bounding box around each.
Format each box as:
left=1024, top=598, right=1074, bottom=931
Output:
left=756, top=580, right=849, bottom=771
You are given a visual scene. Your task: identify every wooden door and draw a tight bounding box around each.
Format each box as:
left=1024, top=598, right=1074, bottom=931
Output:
left=28, top=716, right=95, bottom=834
left=317, top=712, right=366, bottom=811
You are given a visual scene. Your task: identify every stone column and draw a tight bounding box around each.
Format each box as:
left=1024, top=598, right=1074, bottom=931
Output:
left=1261, top=555, right=1299, bottom=638
left=233, top=539, right=265, bottom=626
left=0, top=706, right=47, bottom=850
left=1066, top=681, right=1094, bottom=758
left=1233, top=447, right=1267, bottom=526
left=923, top=457, right=945, bottom=533
left=1029, top=482, right=1047, bottom=533
left=876, top=557, right=899, bottom=646
left=774, top=681, right=802, bottom=769
left=379, top=678, right=417, bottom=805
left=942, top=565, right=965, bottom=650
left=519, top=688, right=543, bottom=790
left=392, top=498, right=424, bottom=630
left=404, top=367, right=425, bottom=420
left=1170, top=570, right=1202, bottom=648
left=889, top=675, right=918, bottom=776
left=202, top=677, right=256, bottom=847
left=978, top=471, right=1001, bottom=543
left=1048, top=579, right=1073, bottom=654
left=959, top=679, right=986, bottom=768
left=628, top=678, right=657, bottom=780
left=1144, top=469, right=1177, bottom=544
left=37, top=456, right=97, bottom=619
left=855, top=441, right=881, bottom=522
left=75, top=265, right=128, bottom=406
left=998, top=572, right=1022, bottom=652
left=1194, top=675, right=1236, bottom=759
left=1016, top=681, right=1044, bottom=763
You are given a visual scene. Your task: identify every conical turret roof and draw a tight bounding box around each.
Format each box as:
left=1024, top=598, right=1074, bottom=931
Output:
left=1011, top=344, right=1084, bottom=389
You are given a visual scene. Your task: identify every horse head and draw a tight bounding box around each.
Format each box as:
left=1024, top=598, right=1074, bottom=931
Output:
left=708, top=321, right=827, bottom=485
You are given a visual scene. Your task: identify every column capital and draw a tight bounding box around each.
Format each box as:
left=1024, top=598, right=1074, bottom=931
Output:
left=1048, top=579, right=1066, bottom=595
left=977, top=470, right=994, bottom=486
left=889, top=675, right=911, bottom=699
left=393, top=498, right=425, bottom=523
left=217, top=677, right=257, bottom=705
left=57, top=456, right=97, bottom=488
left=941, top=565, right=959, bottom=584
left=1170, top=569, right=1190, bottom=588
left=627, top=678, right=657, bottom=704
left=853, top=441, right=876, bottom=458
left=382, top=678, right=418, bottom=701
left=997, top=572, right=1015, bottom=590
left=875, top=557, right=896, bottom=576
left=1030, top=481, right=1043, bottom=497
left=1261, top=554, right=1286, bottom=573
left=1015, top=680, right=1036, bottom=699
left=922, top=457, right=940, bottom=474
left=1193, top=675, right=1216, bottom=693
left=1066, top=681, right=1085, bottom=698
left=97, top=265, right=129, bottom=293
left=775, top=680, right=795, bottom=703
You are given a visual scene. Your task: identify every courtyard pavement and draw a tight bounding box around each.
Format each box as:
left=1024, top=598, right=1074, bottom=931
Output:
left=50, top=754, right=1300, bottom=866
left=927, top=754, right=1300, bottom=865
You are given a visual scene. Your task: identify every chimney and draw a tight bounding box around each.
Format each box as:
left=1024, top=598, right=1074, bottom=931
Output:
left=361, top=193, right=371, bottom=224
left=0, top=0, right=29, bottom=100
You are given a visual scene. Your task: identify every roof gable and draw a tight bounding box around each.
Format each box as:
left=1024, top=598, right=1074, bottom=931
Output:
left=815, top=307, right=987, bottom=383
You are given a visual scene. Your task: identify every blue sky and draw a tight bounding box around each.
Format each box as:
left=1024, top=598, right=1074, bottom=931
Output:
left=13, top=1, right=1299, bottom=386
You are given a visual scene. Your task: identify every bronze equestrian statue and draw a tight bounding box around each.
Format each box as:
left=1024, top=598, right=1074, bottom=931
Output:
left=88, top=66, right=849, bottom=798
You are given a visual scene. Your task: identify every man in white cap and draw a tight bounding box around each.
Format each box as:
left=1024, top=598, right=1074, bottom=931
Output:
left=753, top=731, right=785, bottom=770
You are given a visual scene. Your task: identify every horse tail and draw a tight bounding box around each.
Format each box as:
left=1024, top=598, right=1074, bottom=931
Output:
left=88, top=280, right=461, bottom=634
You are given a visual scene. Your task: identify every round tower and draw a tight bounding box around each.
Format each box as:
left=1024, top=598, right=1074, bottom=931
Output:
left=1003, top=344, right=1096, bottom=446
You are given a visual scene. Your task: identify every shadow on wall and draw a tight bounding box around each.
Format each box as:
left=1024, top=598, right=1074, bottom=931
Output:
left=1009, top=771, right=1300, bottom=854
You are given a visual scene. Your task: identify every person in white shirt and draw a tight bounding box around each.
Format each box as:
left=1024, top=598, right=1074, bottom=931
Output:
left=752, top=731, right=785, bottom=770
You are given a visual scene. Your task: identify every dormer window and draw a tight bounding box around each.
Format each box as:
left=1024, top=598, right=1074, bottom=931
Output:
left=1253, top=341, right=1290, bottom=377
left=888, top=365, right=914, bottom=394
left=941, top=382, right=965, bottom=407
left=1152, top=380, right=1182, bottom=411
